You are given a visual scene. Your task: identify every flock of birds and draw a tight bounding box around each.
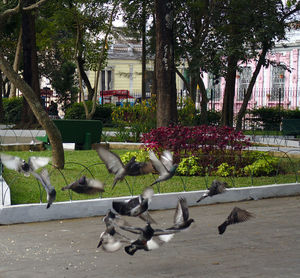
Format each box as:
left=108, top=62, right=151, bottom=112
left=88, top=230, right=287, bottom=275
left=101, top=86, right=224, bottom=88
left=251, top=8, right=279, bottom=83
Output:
left=0, top=146, right=254, bottom=256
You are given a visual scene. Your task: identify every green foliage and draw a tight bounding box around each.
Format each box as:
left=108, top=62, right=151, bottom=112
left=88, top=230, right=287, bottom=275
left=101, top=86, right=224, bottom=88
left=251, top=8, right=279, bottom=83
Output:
left=178, top=97, right=196, bottom=126
left=65, top=102, right=113, bottom=125
left=112, top=98, right=156, bottom=142
left=120, top=149, right=149, bottom=164
left=1, top=97, right=23, bottom=124
left=249, top=107, right=282, bottom=131
left=243, top=157, right=279, bottom=176
left=194, top=110, right=221, bottom=126
left=177, top=156, right=203, bottom=176
left=216, top=163, right=235, bottom=177
left=51, top=61, right=78, bottom=112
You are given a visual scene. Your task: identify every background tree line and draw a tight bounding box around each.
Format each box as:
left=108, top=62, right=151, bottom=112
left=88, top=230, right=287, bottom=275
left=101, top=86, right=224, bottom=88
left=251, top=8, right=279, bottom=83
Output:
left=0, top=0, right=299, bottom=169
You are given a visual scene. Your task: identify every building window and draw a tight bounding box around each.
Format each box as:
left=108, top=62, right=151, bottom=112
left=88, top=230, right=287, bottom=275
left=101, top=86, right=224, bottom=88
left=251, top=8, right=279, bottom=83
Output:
left=101, top=69, right=112, bottom=91
left=237, top=67, right=252, bottom=101
left=270, top=66, right=285, bottom=101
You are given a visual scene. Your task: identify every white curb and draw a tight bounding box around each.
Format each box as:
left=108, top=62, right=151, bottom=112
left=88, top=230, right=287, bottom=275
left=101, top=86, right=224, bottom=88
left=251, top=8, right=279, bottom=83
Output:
left=0, top=183, right=299, bottom=225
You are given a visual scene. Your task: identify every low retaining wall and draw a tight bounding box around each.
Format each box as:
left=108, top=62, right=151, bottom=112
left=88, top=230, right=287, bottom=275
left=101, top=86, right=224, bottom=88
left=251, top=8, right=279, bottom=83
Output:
left=0, top=183, right=299, bottom=225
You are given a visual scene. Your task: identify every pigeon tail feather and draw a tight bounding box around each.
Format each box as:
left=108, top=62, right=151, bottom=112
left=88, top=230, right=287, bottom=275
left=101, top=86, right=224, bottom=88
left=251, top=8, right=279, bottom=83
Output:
left=218, top=221, right=228, bottom=234
left=124, top=245, right=137, bottom=256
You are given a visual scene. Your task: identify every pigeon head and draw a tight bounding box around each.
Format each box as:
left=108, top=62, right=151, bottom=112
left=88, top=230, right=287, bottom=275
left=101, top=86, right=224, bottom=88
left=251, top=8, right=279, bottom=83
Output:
left=21, top=162, right=30, bottom=172
left=78, top=176, right=86, bottom=184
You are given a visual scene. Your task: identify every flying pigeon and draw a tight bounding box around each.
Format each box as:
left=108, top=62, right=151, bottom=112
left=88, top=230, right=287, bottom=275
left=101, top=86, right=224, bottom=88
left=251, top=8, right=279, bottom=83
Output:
left=31, top=168, right=56, bottom=209
left=95, top=146, right=153, bottom=189
left=112, top=187, right=156, bottom=224
left=218, top=206, right=254, bottom=235
left=197, top=180, right=228, bottom=203
left=120, top=223, right=175, bottom=256
left=61, top=176, right=105, bottom=194
left=0, top=154, right=50, bottom=177
left=148, top=150, right=178, bottom=186
left=97, top=210, right=131, bottom=252
left=166, top=197, right=194, bottom=232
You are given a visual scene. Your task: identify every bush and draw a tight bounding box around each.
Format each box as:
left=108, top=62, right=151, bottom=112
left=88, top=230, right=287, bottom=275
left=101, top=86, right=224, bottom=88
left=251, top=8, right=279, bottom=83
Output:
left=249, top=107, right=282, bottom=131
left=65, top=102, right=113, bottom=126
left=141, top=125, right=252, bottom=174
left=177, top=156, right=203, bottom=176
left=112, top=98, right=156, bottom=142
left=243, top=157, right=279, bottom=176
left=120, top=149, right=150, bottom=164
left=194, top=111, right=221, bottom=126
left=2, top=97, right=23, bottom=124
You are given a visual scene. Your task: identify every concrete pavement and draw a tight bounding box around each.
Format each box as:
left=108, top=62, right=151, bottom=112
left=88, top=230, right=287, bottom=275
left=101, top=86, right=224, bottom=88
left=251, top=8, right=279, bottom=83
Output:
left=0, top=196, right=300, bottom=278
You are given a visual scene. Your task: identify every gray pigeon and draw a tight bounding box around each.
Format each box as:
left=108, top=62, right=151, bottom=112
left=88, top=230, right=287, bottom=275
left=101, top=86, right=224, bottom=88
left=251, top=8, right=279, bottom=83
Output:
left=218, top=207, right=254, bottom=235
left=120, top=223, right=175, bottom=256
left=166, top=197, right=194, bottom=232
left=31, top=169, right=56, bottom=209
left=0, top=153, right=50, bottom=177
left=95, top=146, right=153, bottom=189
left=61, top=176, right=105, bottom=194
left=197, top=180, right=228, bottom=203
left=149, top=150, right=178, bottom=186
left=97, top=210, right=131, bottom=252
left=112, top=187, right=156, bottom=224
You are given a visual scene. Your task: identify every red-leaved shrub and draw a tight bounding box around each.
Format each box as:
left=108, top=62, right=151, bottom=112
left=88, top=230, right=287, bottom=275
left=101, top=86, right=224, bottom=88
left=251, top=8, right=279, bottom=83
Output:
left=141, top=125, right=252, bottom=170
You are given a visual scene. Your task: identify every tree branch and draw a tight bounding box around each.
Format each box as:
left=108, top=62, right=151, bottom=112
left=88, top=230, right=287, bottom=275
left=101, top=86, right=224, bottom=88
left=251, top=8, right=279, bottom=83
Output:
left=22, top=0, right=48, bottom=11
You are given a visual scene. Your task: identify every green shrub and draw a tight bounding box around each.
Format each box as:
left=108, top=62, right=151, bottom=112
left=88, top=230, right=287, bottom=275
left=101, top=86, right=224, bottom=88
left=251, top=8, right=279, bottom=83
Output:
left=65, top=101, right=113, bottom=126
left=194, top=110, right=221, bottom=126
left=120, top=149, right=149, bottom=164
left=243, top=157, right=279, bottom=176
left=249, top=107, right=282, bottom=131
left=178, top=97, right=196, bottom=126
left=112, top=98, right=156, bottom=142
left=177, top=156, right=203, bottom=176
left=216, top=163, right=235, bottom=177
left=2, top=97, right=23, bottom=124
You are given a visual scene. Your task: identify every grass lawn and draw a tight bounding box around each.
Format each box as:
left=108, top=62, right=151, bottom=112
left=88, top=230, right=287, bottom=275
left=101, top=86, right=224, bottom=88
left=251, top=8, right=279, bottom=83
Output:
left=1, top=149, right=300, bottom=206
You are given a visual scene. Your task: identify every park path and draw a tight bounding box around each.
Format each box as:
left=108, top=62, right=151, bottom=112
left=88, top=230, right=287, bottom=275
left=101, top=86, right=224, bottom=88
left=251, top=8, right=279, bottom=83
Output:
left=0, top=195, right=299, bottom=278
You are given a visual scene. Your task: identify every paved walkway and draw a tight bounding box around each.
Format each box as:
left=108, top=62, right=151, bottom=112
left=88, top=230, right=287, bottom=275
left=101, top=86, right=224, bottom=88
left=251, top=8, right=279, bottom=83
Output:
left=0, top=196, right=299, bottom=278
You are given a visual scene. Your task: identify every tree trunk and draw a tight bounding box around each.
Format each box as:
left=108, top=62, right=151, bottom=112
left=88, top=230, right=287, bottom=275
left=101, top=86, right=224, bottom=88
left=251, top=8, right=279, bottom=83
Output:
left=141, top=0, right=146, bottom=100
left=198, top=76, right=208, bottom=125
left=0, top=71, right=4, bottom=123
left=155, top=0, right=178, bottom=127
left=0, top=54, right=65, bottom=169
left=9, top=26, right=22, bottom=98
left=235, top=45, right=269, bottom=131
left=221, top=55, right=238, bottom=127
left=20, top=1, right=40, bottom=128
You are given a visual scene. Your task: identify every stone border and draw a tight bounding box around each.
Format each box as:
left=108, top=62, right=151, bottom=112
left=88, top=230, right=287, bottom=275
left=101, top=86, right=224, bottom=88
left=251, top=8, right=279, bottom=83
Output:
left=0, top=183, right=299, bottom=225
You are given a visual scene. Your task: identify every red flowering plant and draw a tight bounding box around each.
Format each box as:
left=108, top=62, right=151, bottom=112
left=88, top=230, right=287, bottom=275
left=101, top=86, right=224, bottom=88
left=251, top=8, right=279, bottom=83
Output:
left=141, top=125, right=252, bottom=175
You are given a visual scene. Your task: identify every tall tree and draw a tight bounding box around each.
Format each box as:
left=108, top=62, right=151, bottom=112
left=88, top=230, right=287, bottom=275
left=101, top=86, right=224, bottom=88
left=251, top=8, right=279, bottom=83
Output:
left=155, top=0, right=178, bottom=127
left=235, top=0, right=300, bottom=130
left=0, top=0, right=65, bottom=169
left=20, top=0, right=40, bottom=128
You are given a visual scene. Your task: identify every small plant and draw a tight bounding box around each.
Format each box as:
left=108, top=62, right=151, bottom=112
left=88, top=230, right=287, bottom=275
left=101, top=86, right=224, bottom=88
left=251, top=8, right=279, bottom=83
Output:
left=120, top=149, right=150, bottom=164
left=177, top=156, right=203, bottom=176
left=112, top=98, right=156, bottom=142
left=216, top=163, right=235, bottom=177
left=243, top=157, right=279, bottom=176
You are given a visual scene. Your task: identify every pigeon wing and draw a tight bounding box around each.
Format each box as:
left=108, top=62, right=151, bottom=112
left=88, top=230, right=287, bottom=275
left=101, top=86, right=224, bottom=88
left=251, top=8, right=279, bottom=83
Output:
left=149, top=151, right=168, bottom=176
left=28, top=156, right=51, bottom=171
left=0, top=154, right=22, bottom=171
left=229, top=207, right=254, bottom=224
left=173, top=197, right=189, bottom=226
left=160, top=150, right=174, bottom=172
left=86, top=178, right=105, bottom=192
left=141, top=187, right=154, bottom=202
left=96, top=146, right=125, bottom=175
